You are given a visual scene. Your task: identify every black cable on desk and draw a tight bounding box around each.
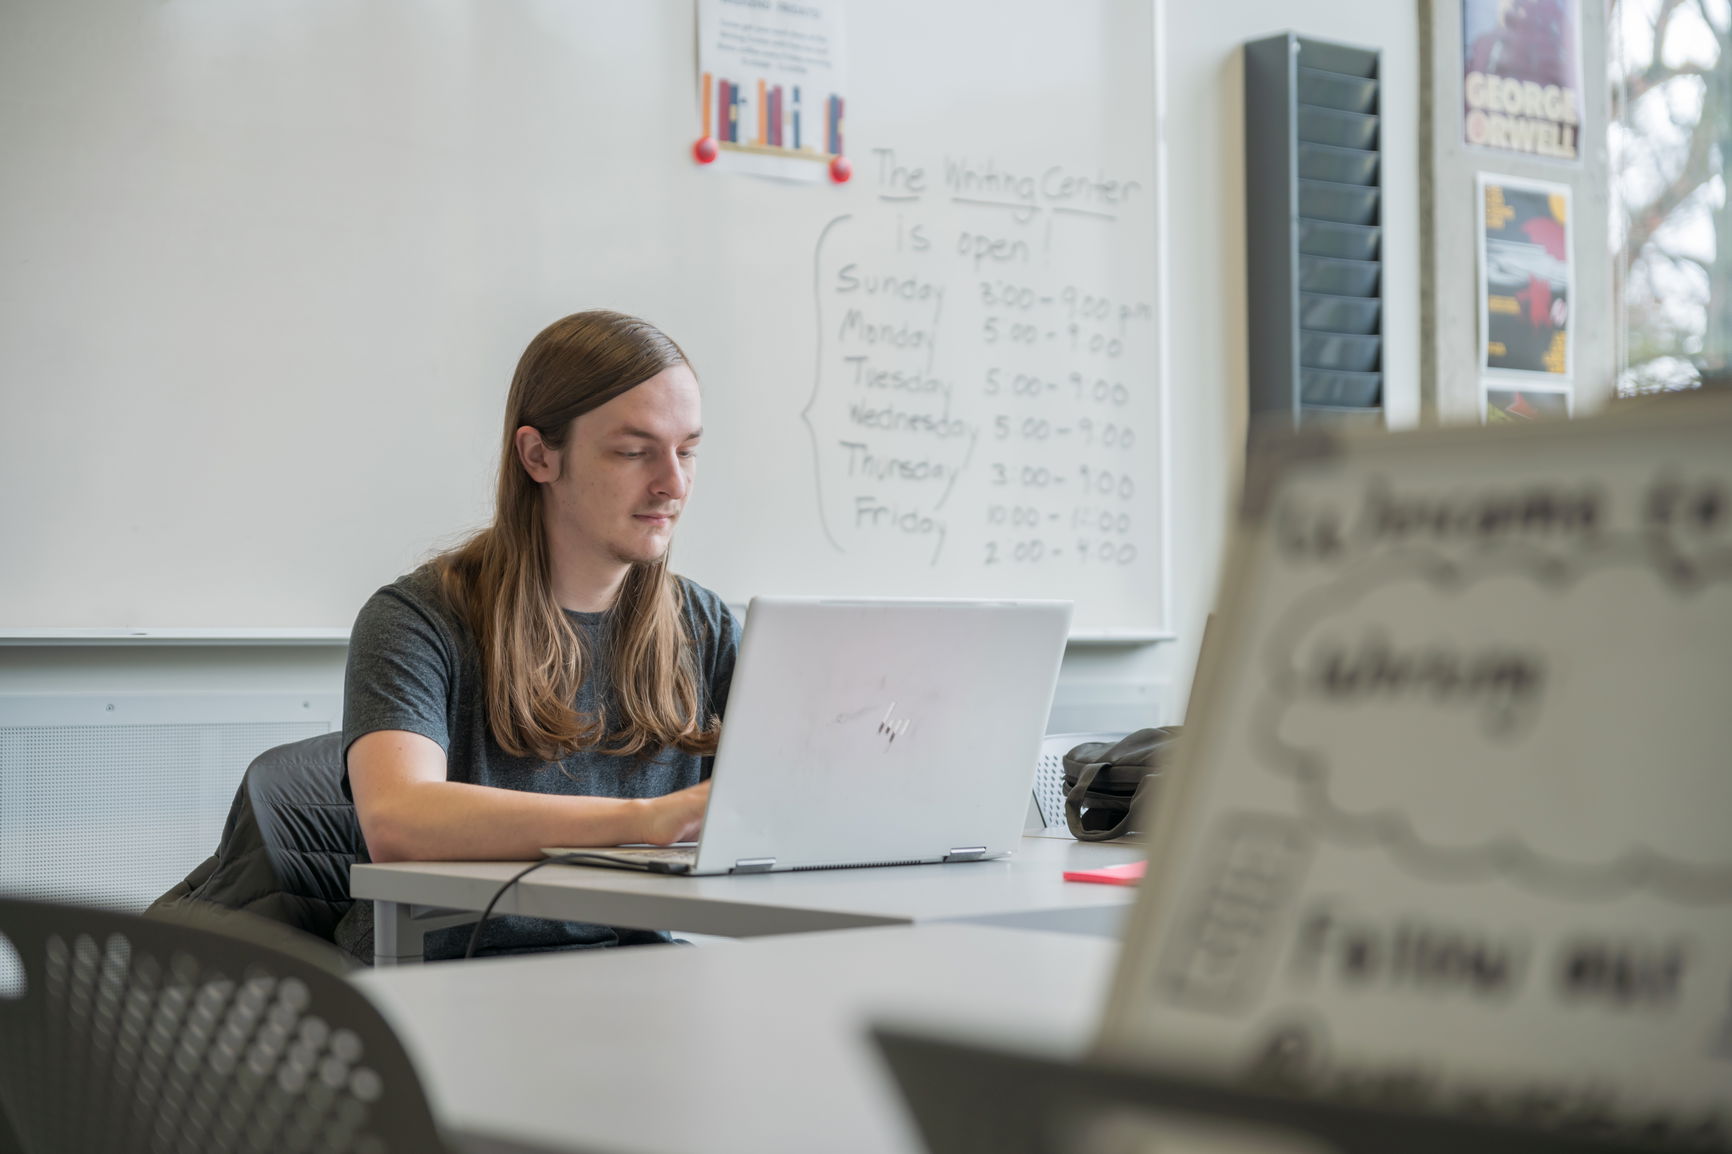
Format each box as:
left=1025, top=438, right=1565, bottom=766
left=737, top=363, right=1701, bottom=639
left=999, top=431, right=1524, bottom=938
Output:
left=462, top=853, right=630, bottom=961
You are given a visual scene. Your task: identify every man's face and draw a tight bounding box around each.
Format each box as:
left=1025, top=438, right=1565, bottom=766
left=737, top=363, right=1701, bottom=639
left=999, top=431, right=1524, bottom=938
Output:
left=536, top=363, right=702, bottom=569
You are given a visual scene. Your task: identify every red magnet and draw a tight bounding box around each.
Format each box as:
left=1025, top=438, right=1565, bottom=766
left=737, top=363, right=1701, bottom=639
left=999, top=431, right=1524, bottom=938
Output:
left=692, top=137, right=719, bottom=165
left=828, top=154, right=852, bottom=183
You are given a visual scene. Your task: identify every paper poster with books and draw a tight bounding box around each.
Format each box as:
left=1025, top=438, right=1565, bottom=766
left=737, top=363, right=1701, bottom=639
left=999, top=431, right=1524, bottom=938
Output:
left=695, top=0, right=847, bottom=182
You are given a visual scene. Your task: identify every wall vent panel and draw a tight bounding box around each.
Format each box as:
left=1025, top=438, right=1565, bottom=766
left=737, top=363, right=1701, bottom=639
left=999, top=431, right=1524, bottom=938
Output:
left=0, top=694, right=338, bottom=913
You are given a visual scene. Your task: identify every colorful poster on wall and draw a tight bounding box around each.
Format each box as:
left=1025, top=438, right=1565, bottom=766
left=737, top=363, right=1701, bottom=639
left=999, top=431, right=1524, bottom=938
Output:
left=696, top=0, right=847, bottom=182
left=1461, top=0, right=1582, bottom=161
left=1479, top=174, right=1572, bottom=378
left=1483, top=382, right=1572, bottom=423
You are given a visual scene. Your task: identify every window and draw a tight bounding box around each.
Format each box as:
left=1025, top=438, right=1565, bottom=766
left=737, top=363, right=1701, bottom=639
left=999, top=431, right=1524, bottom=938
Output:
left=1610, top=0, right=1730, bottom=395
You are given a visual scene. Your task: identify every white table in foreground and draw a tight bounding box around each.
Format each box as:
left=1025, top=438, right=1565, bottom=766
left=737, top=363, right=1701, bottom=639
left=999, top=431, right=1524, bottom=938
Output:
left=355, top=923, right=1118, bottom=1154
left=350, top=834, right=1143, bottom=963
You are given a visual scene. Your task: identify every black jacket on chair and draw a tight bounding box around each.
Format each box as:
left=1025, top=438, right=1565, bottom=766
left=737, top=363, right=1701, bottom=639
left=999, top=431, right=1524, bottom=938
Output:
left=149, top=731, right=359, bottom=948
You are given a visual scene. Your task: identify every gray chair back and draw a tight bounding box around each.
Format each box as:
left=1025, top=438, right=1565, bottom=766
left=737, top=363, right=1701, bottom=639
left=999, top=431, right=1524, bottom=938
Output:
left=150, top=732, right=359, bottom=944
left=247, top=731, right=360, bottom=931
left=0, top=896, right=448, bottom=1154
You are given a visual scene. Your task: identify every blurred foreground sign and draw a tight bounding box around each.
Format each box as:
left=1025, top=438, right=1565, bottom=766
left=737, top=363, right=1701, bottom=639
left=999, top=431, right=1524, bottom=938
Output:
left=1102, top=393, right=1732, bottom=1145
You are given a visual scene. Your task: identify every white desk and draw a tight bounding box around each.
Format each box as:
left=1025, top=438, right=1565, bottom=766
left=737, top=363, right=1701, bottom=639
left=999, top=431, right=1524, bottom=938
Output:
left=355, top=923, right=1117, bottom=1154
left=351, top=834, right=1143, bottom=964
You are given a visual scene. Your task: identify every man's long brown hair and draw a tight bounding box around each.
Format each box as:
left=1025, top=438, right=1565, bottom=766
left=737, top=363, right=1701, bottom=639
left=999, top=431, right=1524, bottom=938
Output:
left=433, top=310, right=720, bottom=763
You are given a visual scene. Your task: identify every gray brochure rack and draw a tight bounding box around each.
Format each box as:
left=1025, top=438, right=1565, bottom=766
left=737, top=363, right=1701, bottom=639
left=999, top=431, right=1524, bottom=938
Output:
left=1244, top=33, right=1385, bottom=435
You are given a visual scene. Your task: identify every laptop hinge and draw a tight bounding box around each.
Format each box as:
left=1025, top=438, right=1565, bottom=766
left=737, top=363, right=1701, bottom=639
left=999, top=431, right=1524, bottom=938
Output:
left=944, top=846, right=988, bottom=862
left=731, top=857, right=776, bottom=874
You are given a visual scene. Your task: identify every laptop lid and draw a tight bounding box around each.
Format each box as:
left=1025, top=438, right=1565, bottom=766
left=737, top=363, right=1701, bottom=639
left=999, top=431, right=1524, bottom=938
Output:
left=691, top=595, right=1072, bottom=874
left=871, top=1024, right=1670, bottom=1154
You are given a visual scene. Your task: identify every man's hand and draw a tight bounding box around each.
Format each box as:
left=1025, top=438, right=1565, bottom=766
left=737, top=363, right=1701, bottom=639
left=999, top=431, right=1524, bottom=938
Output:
left=640, top=780, right=711, bottom=845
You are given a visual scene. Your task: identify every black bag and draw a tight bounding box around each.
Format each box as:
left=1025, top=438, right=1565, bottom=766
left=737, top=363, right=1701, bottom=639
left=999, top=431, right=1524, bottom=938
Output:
left=1062, top=727, right=1181, bottom=842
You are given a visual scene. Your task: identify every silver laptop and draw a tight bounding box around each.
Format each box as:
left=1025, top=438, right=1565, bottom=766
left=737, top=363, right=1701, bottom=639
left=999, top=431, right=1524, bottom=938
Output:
left=543, top=595, right=1072, bottom=875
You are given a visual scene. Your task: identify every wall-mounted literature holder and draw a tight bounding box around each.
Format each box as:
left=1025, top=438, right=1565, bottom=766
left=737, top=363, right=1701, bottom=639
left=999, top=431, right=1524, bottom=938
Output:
left=1244, top=33, right=1385, bottom=435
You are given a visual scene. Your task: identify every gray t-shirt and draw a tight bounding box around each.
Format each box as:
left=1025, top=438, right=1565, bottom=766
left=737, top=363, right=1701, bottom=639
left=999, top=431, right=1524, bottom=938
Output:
left=334, top=564, right=738, bottom=962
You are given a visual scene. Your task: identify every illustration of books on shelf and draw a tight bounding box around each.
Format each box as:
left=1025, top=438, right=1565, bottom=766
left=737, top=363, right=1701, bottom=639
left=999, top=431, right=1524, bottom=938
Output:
left=702, top=72, right=843, bottom=160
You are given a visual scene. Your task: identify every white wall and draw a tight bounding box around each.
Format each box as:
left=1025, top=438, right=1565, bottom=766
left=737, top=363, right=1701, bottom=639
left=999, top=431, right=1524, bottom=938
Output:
left=0, top=0, right=1423, bottom=738
left=1058, top=0, right=1422, bottom=711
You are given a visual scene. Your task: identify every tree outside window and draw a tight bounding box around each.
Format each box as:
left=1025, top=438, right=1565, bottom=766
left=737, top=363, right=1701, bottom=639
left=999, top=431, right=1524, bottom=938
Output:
left=1610, top=0, right=1730, bottom=395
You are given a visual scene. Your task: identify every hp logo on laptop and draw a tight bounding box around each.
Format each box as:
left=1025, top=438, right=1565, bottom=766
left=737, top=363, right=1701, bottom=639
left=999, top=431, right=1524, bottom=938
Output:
left=878, top=703, right=911, bottom=746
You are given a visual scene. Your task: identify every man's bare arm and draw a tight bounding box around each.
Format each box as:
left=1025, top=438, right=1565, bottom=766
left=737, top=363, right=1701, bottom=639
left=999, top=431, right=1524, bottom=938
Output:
left=348, top=729, right=708, bottom=862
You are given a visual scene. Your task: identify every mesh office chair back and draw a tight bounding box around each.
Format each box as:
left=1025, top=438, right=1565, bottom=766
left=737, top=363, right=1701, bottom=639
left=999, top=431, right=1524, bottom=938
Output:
left=0, top=896, right=448, bottom=1154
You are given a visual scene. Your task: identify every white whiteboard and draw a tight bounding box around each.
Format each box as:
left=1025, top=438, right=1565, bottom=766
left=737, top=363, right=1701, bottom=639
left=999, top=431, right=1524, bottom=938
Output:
left=0, top=0, right=1166, bottom=637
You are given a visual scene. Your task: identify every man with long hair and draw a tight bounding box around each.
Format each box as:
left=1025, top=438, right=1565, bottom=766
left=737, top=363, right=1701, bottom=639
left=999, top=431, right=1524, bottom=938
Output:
left=332, top=310, right=737, bottom=962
